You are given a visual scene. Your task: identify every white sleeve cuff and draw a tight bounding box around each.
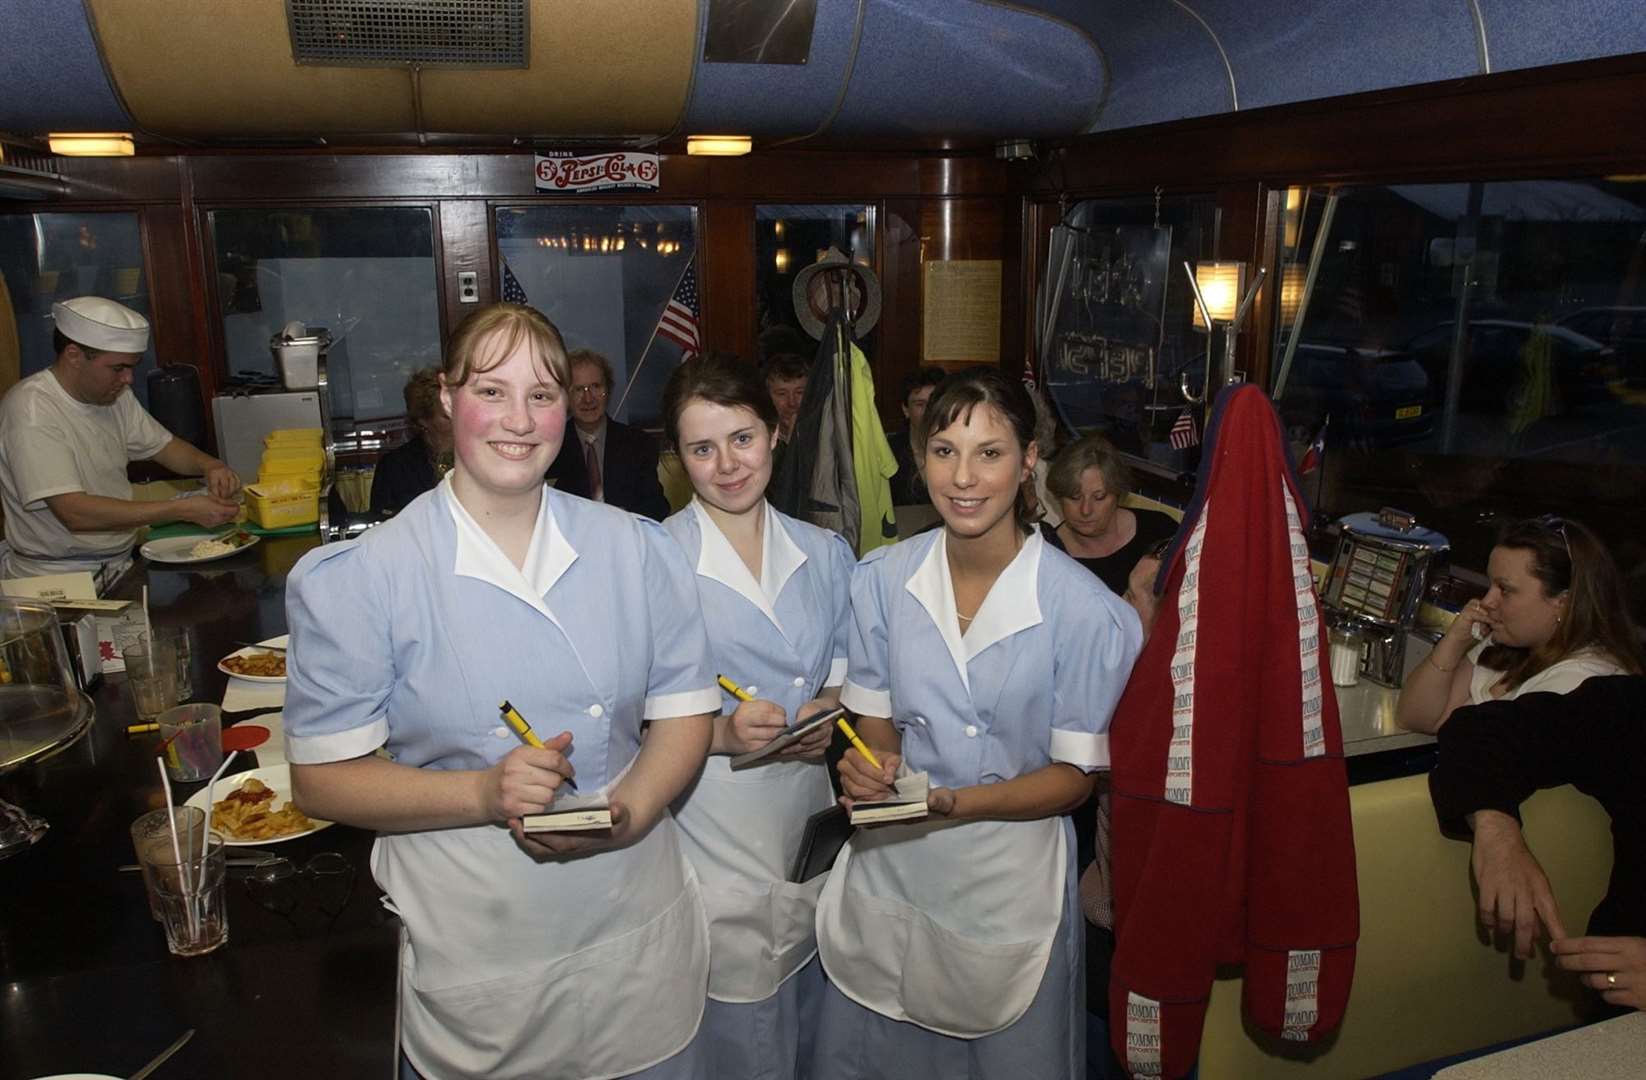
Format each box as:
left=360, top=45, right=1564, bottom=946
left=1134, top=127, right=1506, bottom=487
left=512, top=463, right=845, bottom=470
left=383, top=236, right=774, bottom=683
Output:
left=824, top=657, right=848, bottom=689
left=644, top=685, right=721, bottom=720
left=1050, top=727, right=1110, bottom=772
left=283, top=715, right=390, bottom=765
left=839, top=680, right=891, bottom=719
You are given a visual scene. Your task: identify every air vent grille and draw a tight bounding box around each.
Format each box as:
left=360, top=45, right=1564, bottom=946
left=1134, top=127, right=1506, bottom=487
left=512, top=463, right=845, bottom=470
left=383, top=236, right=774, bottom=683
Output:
left=287, top=0, right=528, bottom=68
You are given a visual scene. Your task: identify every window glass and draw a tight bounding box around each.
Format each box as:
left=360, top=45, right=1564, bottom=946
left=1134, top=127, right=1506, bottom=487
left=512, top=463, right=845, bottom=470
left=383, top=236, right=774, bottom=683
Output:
left=1271, top=179, right=1646, bottom=612
left=1038, top=193, right=1219, bottom=470
left=495, top=205, right=698, bottom=429
left=754, top=204, right=877, bottom=363
left=0, top=212, right=157, bottom=405
left=209, top=207, right=442, bottom=421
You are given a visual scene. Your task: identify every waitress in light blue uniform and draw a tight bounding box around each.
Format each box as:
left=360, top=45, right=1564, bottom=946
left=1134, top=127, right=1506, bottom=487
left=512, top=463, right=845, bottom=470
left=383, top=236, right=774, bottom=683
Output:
left=283, top=303, right=720, bottom=1080
left=659, top=354, right=853, bottom=1079
left=814, top=369, right=1142, bottom=1079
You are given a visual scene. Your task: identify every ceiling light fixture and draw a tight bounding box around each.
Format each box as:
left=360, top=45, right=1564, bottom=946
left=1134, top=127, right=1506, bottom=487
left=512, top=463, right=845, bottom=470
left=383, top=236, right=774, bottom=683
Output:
left=47, top=132, right=135, bottom=157
left=686, top=135, right=752, bottom=156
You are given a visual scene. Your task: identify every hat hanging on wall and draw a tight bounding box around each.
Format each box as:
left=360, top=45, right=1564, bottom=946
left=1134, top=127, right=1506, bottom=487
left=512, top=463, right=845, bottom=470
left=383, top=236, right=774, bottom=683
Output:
left=792, top=247, right=882, bottom=340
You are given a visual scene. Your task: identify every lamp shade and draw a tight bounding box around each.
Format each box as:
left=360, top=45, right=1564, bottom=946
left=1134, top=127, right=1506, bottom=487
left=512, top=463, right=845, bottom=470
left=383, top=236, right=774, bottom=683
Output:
left=1192, top=261, right=1246, bottom=328
left=686, top=134, right=752, bottom=156
left=47, top=132, right=135, bottom=157
left=1280, top=263, right=1307, bottom=326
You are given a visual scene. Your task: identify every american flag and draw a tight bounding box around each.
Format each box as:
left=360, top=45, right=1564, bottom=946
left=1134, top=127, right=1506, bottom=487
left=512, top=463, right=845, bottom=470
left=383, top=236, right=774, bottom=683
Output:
left=656, top=261, right=700, bottom=358
left=1299, top=416, right=1329, bottom=474
left=1169, top=408, right=1200, bottom=449
left=502, top=261, right=529, bottom=305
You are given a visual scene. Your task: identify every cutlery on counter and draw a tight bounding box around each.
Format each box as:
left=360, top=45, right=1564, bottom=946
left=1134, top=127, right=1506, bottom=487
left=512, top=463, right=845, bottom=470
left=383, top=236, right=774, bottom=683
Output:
left=128, top=1027, right=194, bottom=1079
left=235, top=640, right=286, bottom=653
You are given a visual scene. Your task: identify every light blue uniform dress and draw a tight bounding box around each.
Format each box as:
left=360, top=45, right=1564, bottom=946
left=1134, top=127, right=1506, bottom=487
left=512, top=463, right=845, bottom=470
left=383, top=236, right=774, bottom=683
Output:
left=663, top=499, right=854, bottom=1080
left=284, top=478, right=722, bottom=1080
left=813, top=529, right=1142, bottom=1080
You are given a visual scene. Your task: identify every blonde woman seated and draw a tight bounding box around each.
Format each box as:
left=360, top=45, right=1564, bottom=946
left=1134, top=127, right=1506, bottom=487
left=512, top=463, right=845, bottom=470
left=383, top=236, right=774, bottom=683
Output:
left=1397, top=515, right=1642, bottom=735
left=1039, top=434, right=1178, bottom=597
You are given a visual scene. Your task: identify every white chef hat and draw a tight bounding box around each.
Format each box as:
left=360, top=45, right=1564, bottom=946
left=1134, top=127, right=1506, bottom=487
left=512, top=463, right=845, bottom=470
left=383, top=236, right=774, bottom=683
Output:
left=52, top=296, right=150, bottom=354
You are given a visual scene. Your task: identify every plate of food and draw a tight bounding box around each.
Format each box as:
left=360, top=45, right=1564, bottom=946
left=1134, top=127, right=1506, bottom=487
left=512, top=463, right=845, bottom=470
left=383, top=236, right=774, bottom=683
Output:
left=141, top=530, right=260, bottom=565
left=218, top=635, right=288, bottom=682
left=185, top=764, right=331, bottom=845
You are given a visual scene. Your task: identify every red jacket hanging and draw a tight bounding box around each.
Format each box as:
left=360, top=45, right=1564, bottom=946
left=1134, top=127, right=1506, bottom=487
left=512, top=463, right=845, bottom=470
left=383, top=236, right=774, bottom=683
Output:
left=1108, top=384, right=1358, bottom=1079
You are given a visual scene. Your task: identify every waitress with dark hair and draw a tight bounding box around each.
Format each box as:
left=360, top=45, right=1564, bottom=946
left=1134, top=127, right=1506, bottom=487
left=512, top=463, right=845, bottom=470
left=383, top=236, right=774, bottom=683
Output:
left=660, top=354, right=854, bottom=1078
left=814, top=368, right=1142, bottom=1078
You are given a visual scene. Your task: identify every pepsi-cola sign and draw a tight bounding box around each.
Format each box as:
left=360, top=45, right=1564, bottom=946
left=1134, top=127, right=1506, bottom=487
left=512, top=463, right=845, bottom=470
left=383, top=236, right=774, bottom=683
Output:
left=534, top=151, right=660, bottom=193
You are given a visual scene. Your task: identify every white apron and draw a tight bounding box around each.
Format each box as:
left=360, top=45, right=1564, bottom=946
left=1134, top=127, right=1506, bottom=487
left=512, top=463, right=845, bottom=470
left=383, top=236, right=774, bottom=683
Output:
left=815, top=813, right=1065, bottom=1038
left=678, top=754, right=832, bottom=1003
left=379, top=817, right=709, bottom=1080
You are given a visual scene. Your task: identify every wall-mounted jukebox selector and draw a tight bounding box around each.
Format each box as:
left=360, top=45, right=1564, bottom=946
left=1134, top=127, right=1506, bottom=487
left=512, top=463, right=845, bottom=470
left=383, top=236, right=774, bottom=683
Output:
left=458, top=271, right=479, bottom=303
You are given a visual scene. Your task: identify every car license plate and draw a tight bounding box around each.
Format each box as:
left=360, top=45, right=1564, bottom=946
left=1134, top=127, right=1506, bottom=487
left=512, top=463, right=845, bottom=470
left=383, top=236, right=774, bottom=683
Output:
left=1395, top=405, right=1423, bottom=419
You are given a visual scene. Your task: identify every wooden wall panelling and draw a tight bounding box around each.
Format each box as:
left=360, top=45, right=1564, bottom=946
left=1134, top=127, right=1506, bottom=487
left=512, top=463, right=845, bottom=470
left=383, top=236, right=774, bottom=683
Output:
left=138, top=199, right=218, bottom=433
left=877, top=197, right=923, bottom=432
left=436, top=200, right=488, bottom=339
left=998, top=193, right=1026, bottom=384
left=699, top=201, right=756, bottom=362
left=1214, top=183, right=1265, bottom=388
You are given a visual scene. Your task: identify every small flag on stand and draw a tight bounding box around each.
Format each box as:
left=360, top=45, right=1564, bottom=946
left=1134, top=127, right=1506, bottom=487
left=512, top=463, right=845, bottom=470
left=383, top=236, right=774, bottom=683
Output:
left=1299, top=416, right=1329, bottom=474
left=656, top=262, right=701, bottom=360
left=502, top=261, right=529, bottom=305
left=1169, top=408, right=1200, bottom=449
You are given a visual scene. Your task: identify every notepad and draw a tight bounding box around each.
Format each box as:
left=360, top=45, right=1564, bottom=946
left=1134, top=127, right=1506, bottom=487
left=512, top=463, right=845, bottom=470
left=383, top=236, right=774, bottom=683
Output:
left=730, top=706, right=845, bottom=770
left=848, top=771, right=930, bottom=825
left=521, top=789, right=613, bottom=833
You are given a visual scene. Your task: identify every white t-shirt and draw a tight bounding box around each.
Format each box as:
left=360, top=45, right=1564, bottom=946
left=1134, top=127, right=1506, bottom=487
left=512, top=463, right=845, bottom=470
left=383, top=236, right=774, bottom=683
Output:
left=1467, top=638, right=1627, bottom=704
left=0, top=368, right=172, bottom=575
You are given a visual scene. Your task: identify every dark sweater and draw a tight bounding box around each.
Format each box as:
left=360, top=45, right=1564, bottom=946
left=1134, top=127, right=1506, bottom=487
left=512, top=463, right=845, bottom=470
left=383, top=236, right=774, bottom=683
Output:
left=1430, top=675, right=1646, bottom=938
left=1040, top=508, right=1179, bottom=597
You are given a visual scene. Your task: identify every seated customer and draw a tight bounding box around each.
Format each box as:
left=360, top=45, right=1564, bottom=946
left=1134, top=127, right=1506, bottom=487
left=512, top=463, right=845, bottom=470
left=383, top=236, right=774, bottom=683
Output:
left=1397, top=515, right=1640, bottom=734
left=369, top=368, right=450, bottom=518
left=1040, top=434, right=1178, bottom=597
left=1429, top=675, right=1645, bottom=1011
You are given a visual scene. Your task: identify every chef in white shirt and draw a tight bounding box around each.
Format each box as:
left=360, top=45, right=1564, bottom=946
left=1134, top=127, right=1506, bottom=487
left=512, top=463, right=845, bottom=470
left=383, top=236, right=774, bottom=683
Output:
left=813, top=369, right=1142, bottom=1079
left=0, top=296, right=240, bottom=585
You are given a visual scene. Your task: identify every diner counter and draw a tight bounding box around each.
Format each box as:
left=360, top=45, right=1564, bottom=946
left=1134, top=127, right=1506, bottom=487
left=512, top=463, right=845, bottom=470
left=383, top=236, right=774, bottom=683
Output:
left=0, top=534, right=399, bottom=1080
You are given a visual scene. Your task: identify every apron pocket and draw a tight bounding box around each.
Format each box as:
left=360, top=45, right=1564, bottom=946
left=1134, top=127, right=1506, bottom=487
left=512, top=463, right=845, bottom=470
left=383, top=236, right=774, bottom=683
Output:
left=894, top=899, right=1052, bottom=1037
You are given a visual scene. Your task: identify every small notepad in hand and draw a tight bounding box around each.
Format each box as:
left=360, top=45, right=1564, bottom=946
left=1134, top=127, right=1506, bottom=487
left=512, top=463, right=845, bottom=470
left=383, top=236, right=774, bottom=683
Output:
left=849, top=771, right=930, bottom=825
left=730, top=706, right=845, bottom=770
left=521, top=789, right=612, bottom=833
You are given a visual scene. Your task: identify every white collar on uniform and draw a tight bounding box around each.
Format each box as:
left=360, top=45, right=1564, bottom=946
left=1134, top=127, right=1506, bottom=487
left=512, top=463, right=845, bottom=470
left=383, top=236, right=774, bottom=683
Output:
left=443, top=474, right=577, bottom=622
left=690, top=498, right=807, bottom=639
left=905, top=528, right=1044, bottom=692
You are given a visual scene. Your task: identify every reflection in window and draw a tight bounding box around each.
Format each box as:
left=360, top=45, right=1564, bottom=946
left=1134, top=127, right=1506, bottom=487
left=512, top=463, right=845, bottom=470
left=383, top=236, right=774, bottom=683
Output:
left=755, top=205, right=877, bottom=364
left=209, top=207, right=441, bottom=421
left=495, top=205, right=697, bottom=429
left=1272, top=179, right=1646, bottom=614
left=0, top=212, right=156, bottom=405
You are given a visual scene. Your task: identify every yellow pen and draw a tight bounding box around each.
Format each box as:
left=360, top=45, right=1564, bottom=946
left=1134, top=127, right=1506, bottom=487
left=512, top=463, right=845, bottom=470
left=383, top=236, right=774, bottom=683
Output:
left=717, top=674, right=754, bottom=702
left=834, top=715, right=887, bottom=774
left=125, top=722, right=159, bottom=735
left=499, top=700, right=576, bottom=791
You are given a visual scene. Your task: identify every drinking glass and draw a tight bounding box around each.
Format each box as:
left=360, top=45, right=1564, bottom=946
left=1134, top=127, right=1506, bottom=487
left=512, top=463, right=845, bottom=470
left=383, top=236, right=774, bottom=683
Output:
left=130, top=805, right=207, bottom=920
left=158, top=703, right=223, bottom=783
left=150, top=832, right=229, bottom=956
left=123, top=640, right=178, bottom=722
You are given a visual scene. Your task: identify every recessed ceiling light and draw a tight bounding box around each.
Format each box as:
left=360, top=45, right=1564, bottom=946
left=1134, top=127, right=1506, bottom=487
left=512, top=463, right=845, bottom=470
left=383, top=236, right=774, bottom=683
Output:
left=47, top=133, right=135, bottom=157
left=686, top=135, right=752, bottom=157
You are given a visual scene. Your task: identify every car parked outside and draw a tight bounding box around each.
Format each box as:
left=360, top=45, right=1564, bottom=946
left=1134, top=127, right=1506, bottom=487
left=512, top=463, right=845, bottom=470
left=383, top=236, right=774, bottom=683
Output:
left=1404, top=319, right=1616, bottom=413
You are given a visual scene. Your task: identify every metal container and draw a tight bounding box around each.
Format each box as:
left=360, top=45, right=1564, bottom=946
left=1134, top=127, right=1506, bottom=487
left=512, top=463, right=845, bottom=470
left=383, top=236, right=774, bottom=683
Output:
left=1321, top=510, right=1449, bottom=687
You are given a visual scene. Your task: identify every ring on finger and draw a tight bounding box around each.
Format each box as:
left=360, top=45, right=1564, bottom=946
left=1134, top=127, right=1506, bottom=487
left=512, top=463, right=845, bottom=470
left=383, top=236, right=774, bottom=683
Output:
left=1607, top=972, right=1619, bottom=987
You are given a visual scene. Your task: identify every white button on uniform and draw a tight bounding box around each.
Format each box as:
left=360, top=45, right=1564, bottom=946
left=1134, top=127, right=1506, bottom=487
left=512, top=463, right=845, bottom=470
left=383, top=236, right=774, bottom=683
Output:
left=964, top=724, right=979, bottom=738
left=493, top=726, right=509, bottom=738
left=793, top=676, right=805, bottom=688
left=588, top=704, right=604, bottom=718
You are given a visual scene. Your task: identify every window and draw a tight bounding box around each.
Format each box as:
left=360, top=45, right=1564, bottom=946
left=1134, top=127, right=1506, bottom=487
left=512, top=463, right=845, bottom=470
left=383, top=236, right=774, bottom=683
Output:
left=1271, top=179, right=1646, bottom=612
left=755, top=204, right=877, bottom=363
left=209, top=207, right=442, bottom=421
left=0, top=212, right=156, bottom=405
left=495, top=205, right=698, bottom=429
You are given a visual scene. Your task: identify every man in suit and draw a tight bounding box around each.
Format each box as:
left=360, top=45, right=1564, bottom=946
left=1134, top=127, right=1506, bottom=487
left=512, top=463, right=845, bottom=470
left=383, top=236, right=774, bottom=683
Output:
left=563, top=348, right=669, bottom=520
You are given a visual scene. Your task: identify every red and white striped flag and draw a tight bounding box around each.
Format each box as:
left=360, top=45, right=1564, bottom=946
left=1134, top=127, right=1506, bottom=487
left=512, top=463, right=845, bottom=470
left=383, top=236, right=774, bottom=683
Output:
left=656, top=262, right=701, bottom=359
left=1169, top=408, right=1200, bottom=449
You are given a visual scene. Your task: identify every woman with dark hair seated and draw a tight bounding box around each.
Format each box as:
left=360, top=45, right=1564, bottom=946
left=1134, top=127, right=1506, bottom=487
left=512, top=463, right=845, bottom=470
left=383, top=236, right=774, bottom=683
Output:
left=369, top=368, right=451, bottom=518
left=1040, top=434, right=1178, bottom=598
left=1397, top=515, right=1642, bottom=735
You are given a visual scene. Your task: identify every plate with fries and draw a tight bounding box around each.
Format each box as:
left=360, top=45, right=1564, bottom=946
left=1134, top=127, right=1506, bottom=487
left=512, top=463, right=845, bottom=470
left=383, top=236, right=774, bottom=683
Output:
left=185, top=764, right=331, bottom=846
left=218, top=635, right=288, bottom=683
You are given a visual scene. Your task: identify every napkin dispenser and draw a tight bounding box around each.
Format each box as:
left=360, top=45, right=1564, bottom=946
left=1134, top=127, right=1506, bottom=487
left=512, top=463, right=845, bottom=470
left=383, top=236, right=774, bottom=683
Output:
left=57, top=612, right=103, bottom=692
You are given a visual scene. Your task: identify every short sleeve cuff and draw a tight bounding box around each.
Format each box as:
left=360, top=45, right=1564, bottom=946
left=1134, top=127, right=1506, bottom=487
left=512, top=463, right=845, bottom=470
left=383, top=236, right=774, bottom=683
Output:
left=840, top=680, right=890, bottom=719
left=644, top=685, right=720, bottom=720
left=1051, top=727, right=1110, bottom=772
left=20, top=483, right=83, bottom=511
left=284, top=715, right=390, bottom=765
left=824, top=657, right=848, bottom=689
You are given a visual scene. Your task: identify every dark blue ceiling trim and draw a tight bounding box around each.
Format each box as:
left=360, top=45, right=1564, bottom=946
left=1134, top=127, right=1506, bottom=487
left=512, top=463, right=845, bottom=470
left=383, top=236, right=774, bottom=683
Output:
left=0, top=0, right=131, bottom=133
left=1476, top=0, right=1646, bottom=73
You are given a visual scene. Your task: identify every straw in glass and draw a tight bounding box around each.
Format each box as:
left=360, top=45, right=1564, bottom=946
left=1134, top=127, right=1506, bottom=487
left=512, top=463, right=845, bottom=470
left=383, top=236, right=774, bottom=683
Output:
left=154, top=757, right=198, bottom=938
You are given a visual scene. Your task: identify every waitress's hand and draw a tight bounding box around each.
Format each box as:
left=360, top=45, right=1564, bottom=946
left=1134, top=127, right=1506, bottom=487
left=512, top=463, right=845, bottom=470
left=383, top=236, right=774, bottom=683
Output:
left=718, top=699, right=788, bottom=754
left=1551, top=936, right=1646, bottom=1010
left=511, top=801, right=631, bottom=861
left=483, top=731, right=577, bottom=821
left=838, top=748, right=899, bottom=808
left=777, top=699, right=836, bottom=761
left=926, top=787, right=958, bottom=817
